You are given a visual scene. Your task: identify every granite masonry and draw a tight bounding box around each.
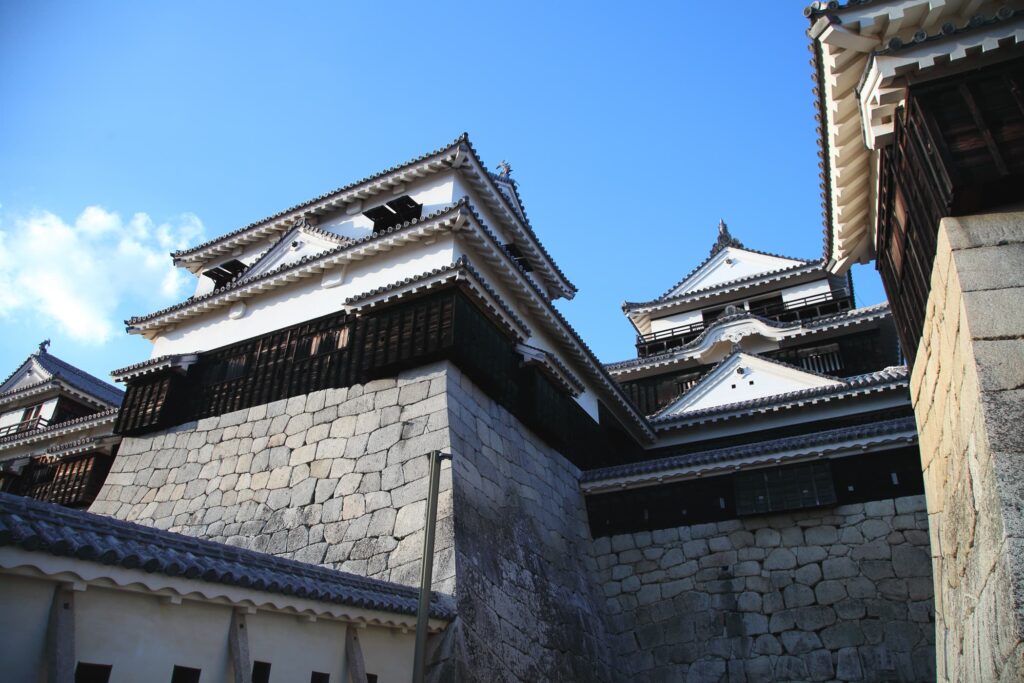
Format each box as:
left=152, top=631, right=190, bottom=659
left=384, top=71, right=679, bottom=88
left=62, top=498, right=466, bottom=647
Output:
left=90, top=362, right=616, bottom=681
left=91, top=361, right=938, bottom=681
left=593, top=496, right=935, bottom=682
left=92, top=364, right=455, bottom=593
left=911, top=211, right=1024, bottom=683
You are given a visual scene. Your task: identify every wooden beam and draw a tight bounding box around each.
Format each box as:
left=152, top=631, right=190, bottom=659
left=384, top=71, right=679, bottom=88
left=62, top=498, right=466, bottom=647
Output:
left=959, top=83, right=1010, bottom=176
left=228, top=610, right=252, bottom=683
left=46, top=585, right=75, bottom=683
left=344, top=625, right=369, bottom=683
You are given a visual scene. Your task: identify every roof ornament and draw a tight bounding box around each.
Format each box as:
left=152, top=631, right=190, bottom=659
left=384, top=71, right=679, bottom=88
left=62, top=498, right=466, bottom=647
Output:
left=496, top=161, right=512, bottom=177
left=709, top=219, right=744, bottom=257
left=292, top=216, right=311, bottom=230
left=36, top=339, right=50, bottom=356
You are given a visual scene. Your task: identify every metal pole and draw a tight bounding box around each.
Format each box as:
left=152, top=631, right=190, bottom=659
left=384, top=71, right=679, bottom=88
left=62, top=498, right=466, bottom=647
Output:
left=412, top=450, right=449, bottom=683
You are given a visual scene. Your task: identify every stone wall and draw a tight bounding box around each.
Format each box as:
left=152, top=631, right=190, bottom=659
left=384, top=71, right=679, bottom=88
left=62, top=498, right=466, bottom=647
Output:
left=91, top=365, right=455, bottom=592
left=435, top=365, right=617, bottom=681
left=90, top=361, right=617, bottom=681
left=593, top=495, right=935, bottom=682
left=911, top=210, right=1024, bottom=682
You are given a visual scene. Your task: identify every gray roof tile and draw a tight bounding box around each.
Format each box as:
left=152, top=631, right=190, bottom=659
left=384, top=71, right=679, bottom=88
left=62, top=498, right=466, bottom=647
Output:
left=0, top=492, right=454, bottom=620
left=582, top=416, right=918, bottom=483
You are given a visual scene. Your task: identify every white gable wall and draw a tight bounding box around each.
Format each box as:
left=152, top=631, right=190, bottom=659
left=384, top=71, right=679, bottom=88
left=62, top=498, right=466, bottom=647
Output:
left=661, top=354, right=841, bottom=417
left=0, top=362, right=51, bottom=395
left=649, top=310, right=704, bottom=334
left=667, top=248, right=805, bottom=297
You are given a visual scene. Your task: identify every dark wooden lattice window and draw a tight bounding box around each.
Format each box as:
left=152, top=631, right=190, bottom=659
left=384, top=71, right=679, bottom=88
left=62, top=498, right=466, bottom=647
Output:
left=735, top=462, right=837, bottom=516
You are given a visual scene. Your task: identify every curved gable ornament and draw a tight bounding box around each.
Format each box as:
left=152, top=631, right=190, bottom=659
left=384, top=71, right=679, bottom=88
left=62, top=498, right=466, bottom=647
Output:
left=687, top=314, right=800, bottom=362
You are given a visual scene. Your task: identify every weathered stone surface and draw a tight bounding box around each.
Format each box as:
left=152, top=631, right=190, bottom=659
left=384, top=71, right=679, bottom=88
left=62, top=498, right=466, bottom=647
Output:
left=909, top=216, right=1024, bottom=683
left=592, top=494, right=934, bottom=681
left=89, top=352, right=939, bottom=682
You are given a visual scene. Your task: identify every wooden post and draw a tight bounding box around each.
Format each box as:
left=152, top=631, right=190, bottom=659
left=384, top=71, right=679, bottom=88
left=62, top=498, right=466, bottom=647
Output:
left=228, top=610, right=252, bottom=683
left=45, top=585, right=75, bottom=683
left=344, top=625, right=368, bottom=683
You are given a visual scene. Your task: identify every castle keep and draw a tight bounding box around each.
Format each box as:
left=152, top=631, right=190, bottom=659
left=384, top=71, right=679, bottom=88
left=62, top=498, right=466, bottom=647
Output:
left=69, top=132, right=930, bottom=681
left=0, top=1, right=1021, bottom=680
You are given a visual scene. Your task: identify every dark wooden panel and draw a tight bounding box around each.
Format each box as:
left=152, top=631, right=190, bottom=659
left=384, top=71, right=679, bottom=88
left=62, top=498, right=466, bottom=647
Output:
left=876, top=57, right=1024, bottom=365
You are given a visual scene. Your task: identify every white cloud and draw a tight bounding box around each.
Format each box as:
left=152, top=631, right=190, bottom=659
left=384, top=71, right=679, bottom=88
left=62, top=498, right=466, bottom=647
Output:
left=0, top=206, right=205, bottom=344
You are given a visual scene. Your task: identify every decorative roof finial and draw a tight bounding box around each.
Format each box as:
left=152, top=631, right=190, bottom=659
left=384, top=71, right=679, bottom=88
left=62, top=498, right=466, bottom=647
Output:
left=709, top=219, right=744, bottom=257
left=37, top=339, right=50, bottom=355
left=496, top=161, right=512, bottom=177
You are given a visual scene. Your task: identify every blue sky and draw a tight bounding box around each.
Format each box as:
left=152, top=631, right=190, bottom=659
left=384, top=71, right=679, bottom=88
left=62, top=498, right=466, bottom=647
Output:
left=0, top=1, right=885, bottom=383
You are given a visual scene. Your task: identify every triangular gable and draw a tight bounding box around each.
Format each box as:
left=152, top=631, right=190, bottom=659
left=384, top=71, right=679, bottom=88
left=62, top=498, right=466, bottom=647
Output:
left=0, top=357, right=53, bottom=395
left=658, top=352, right=842, bottom=417
left=241, top=223, right=350, bottom=282
left=665, top=247, right=807, bottom=298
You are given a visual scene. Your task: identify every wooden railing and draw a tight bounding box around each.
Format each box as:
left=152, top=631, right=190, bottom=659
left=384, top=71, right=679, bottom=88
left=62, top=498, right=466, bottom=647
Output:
left=636, top=289, right=853, bottom=358
left=747, top=288, right=853, bottom=322
left=0, top=416, right=50, bottom=437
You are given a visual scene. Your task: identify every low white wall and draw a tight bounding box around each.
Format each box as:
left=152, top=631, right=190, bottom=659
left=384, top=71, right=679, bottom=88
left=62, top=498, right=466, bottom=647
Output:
left=0, top=571, right=419, bottom=683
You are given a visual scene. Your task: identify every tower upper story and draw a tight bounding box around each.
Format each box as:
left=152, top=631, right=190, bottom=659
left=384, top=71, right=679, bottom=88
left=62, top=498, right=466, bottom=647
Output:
left=115, top=136, right=654, bottom=449
left=610, top=223, right=901, bottom=419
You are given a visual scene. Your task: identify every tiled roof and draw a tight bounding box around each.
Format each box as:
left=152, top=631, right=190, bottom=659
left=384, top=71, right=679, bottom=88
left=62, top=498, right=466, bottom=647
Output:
left=169, top=134, right=576, bottom=297
left=171, top=134, right=469, bottom=260
left=127, top=201, right=468, bottom=328
left=0, top=351, right=124, bottom=407
left=33, top=352, right=125, bottom=406
left=0, top=408, right=119, bottom=447
left=624, top=261, right=825, bottom=314
left=651, top=365, right=909, bottom=427
left=0, top=492, right=454, bottom=620
left=581, top=415, right=918, bottom=484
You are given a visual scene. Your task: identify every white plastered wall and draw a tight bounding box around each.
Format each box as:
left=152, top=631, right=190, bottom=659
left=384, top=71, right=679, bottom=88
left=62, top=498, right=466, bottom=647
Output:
left=0, top=571, right=419, bottom=683
left=152, top=235, right=458, bottom=357
left=649, top=309, right=704, bottom=334
left=0, top=397, right=58, bottom=429
left=779, top=279, right=832, bottom=304
left=192, top=174, right=459, bottom=298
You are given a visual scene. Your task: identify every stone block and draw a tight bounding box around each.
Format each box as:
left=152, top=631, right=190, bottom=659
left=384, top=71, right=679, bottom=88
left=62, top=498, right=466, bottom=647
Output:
left=755, top=528, right=781, bottom=547
left=783, top=584, right=815, bottom=609
left=395, top=500, right=426, bottom=538
left=794, top=562, right=822, bottom=586
left=814, top=580, right=847, bottom=605
left=804, top=525, right=838, bottom=545
left=774, top=655, right=808, bottom=681
left=781, top=630, right=821, bottom=655
left=822, top=557, right=858, bottom=579
left=892, top=545, right=931, bottom=578
left=794, top=605, right=836, bottom=632
left=764, top=548, right=797, bottom=570
left=795, top=546, right=827, bottom=565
